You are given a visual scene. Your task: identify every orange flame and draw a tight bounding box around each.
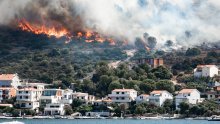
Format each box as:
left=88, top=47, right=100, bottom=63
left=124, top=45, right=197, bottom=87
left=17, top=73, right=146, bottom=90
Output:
left=17, top=19, right=116, bottom=45
left=18, top=19, right=70, bottom=39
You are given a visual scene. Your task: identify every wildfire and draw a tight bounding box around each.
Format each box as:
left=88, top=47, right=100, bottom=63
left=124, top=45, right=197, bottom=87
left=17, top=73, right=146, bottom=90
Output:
left=17, top=19, right=116, bottom=45
left=18, top=19, right=70, bottom=39
left=77, top=31, right=116, bottom=45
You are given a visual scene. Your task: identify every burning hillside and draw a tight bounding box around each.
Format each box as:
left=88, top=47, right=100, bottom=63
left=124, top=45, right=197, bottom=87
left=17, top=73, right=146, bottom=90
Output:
left=17, top=19, right=116, bottom=45
left=18, top=19, right=70, bottom=39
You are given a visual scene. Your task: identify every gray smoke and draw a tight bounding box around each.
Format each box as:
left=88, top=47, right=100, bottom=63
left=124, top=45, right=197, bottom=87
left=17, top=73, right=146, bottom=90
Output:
left=0, top=0, right=220, bottom=46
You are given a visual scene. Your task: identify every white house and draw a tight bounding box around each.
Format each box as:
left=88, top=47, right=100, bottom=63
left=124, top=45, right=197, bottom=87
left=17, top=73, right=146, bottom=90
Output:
left=175, top=89, right=201, bottom=109
left=108, top=89, right=137, bottom=103
left=72, top=92, right=95, bottom=104
left=194, top=65, right=219, bottom=78
left=135, top=94, right=149, bottom=104
left=149, top=90, right=173, bottom=106
left=44, top=103, right=65, bottom=115
left=40, top=89, right=63, bottom=105
left=16, top=87, right=43, bottom=111
left=61, top=89, right=73, bottom=104
left=0, top=74, right=21, bottom=88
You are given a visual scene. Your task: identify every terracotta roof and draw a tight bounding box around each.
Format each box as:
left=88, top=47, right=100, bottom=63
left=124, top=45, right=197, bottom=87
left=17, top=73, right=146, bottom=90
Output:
left=150, top=90, right=166, bottom=94
left=179, top=89, right=196, bottom=94
left=0, top=104, right=13, bottom=107
left=0, top=74, right=16, bottom=81
left=113, top=89, right=136, bottom=92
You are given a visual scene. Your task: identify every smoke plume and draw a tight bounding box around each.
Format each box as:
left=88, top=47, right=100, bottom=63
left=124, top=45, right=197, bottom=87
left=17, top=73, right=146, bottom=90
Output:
left=0, top=0, right=220, bottom=46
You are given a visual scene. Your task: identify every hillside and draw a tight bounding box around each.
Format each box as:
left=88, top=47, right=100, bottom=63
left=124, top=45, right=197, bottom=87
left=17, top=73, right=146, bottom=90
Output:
left=0, top=26, right=128, bottom=83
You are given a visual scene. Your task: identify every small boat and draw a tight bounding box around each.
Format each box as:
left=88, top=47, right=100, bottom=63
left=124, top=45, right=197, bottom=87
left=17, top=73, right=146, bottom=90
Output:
left=208, top=116, right=220, bottom=121
left=208, top=119, right=220, bottom=121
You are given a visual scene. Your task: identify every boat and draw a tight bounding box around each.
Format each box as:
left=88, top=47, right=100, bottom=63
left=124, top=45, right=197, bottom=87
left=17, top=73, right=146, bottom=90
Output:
left=208, top=116, right=220, bottom=121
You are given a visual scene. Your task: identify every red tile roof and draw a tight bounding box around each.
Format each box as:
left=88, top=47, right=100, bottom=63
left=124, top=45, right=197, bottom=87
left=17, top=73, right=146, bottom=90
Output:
left=150, top=90, right=166, bottom=94
left=179, top=89, right=196, bottom=94
left=0, top=74, right=16, bottom=81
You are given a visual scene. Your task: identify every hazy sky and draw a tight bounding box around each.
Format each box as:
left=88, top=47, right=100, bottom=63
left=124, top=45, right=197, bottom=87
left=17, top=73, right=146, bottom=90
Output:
left=0, top=0, right=219, bottom=45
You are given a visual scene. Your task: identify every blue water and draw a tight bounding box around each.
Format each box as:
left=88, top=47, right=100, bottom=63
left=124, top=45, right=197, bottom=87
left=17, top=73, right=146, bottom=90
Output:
left=0, top=119, right=219, bottom=124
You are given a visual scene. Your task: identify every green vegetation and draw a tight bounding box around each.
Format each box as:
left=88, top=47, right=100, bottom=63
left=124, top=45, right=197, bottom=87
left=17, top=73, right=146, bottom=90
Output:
left=185, top=48, right=201, bottom=56
left=179, top=100, right=220, bottom=117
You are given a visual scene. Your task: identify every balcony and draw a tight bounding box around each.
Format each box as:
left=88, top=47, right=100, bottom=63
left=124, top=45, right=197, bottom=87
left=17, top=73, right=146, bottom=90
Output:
left=17, top=93, right=31, bottom=96
left=175, top=98, right=189, bottom=103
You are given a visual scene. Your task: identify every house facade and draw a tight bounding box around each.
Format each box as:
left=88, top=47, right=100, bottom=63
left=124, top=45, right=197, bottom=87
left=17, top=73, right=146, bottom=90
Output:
left=44, top=103, right=65, bottom=115
left=135, top=94, right=149, bottom=103
left=194, top=65, right=219, bottom=78
left=61, top=89, right=73, bottom=104
left=0, top=87, right=16, bottom=101
left=16, top=87, right=42, bottom=110
left=72, top=92, right=95, bottom=104
left=40, top=89, right=63, bottom=105
left=149, top=90, right=173, bottom=106
left=175, top=89, right=201, bottom=109
left=0, top=74, right=21, bottom=88
left=108, top=89, right=137, bottom=103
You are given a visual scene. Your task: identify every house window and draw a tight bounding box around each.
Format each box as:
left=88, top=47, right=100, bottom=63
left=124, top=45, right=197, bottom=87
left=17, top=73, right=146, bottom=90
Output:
left=19, top=91, right=22, bottom=94
left=29, top=103, right=31, bottom=105
left=188, top=94, right=190, bottom=96
left=210, top=95, right=212, bottom=97
left=121, top=97, right=125, bottom=100
left=20, top=96, right=22, bottom=99
left=116, top=92, right=119, bottom=94
left=25, top=96, right=28, bottom=99
left=122, top=92, right=124, bottom=94
left=81, top=97, right=84, bottom=99
left=116, top=97, right=119, bottom=100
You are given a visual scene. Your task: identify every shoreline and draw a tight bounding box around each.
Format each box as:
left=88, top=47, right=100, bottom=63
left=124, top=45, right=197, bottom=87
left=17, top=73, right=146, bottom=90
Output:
left=0, top=116, right=211, bottom=120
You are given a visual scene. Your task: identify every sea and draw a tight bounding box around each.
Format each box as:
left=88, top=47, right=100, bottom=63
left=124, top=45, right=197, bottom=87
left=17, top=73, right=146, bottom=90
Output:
left=0, top=119, right=219, bottom=124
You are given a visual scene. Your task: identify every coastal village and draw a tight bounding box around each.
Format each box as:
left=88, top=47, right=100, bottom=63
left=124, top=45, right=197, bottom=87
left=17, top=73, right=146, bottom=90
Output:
left=0, top=58, right=220, bottom=119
